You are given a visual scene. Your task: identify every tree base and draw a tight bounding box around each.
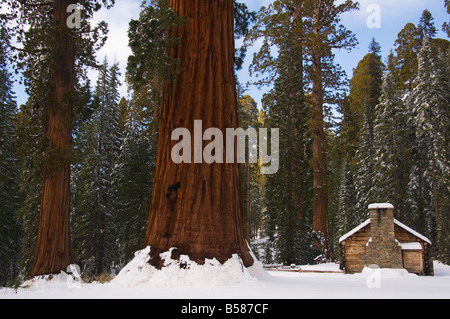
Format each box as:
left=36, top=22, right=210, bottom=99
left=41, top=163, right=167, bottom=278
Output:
left=21, top=271, right=83, bottom=291
left=112, top=247, right=265, bottom=288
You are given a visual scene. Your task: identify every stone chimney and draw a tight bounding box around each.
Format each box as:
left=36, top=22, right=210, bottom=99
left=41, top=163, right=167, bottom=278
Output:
left=365, top=203, right=403, bottom=269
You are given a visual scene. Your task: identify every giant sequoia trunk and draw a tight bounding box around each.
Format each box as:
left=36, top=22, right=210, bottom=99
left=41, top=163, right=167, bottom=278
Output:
left=144, top=0, right=254, bottom=268
left=31, top=0, right=75, bottom=277
left=311, top=15, right=328, bottom=255
left=311, top=68, right=329, bottom=254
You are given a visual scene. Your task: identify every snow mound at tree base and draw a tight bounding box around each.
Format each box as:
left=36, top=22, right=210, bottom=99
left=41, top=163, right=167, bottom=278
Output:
left=111, top=247, right=265, bottom=288
left=20, top=272, right=83, bottom=291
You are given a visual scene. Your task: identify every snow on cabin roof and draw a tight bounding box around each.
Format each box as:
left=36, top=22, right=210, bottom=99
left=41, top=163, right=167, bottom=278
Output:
left=339, top=219, right=371, bottom=243
left=400, top=242, right=423, bottom=250
left=339, top=218, right=432, bottom=245
left=394, top=219, right=432, bottom=245
left=368, top=203, right=394, bottom=210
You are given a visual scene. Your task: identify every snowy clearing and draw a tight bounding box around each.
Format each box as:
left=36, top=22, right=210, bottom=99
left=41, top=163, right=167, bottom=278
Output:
left=1, top=259, right=449, bottom=299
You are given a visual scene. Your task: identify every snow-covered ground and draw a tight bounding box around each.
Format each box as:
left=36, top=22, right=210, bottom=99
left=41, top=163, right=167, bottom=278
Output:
left=1, top=254, right=449, bottom=299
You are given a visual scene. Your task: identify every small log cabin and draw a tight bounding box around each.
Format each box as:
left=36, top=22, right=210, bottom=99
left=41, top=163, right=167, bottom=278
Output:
left=339, top=203, right=434, bottom=276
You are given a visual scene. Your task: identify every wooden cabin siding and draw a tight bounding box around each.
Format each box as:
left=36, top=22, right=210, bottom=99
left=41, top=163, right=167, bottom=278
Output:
left=340, top=226, right=371, bottom=274
left=394, top=224, right=434, bottom=276
left=403, top=250, right=423, bottom=275
left=394, top=224, right=421, bottom=243
left=340, top=222, right=434, bottom=276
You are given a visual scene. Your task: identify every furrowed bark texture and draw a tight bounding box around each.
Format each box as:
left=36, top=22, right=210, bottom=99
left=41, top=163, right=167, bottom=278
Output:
left=31, top=0, right=75, bottom=277
left=144, top=0, right=254, bottom=268
left=311, top=9, right=328, bottom=254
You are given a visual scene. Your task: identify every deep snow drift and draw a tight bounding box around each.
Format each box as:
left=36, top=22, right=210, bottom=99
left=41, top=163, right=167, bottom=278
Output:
left=110, top=247, right=266, bottom=288
left=1, top=248, right=450, bottom=299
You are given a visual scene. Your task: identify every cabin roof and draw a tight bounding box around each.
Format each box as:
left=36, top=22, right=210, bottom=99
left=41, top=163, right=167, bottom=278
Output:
left=339, top=219, right=371, bottom=244
left=339, top=219, right=432, bottom=245
left=393, top=219, right=432, bottom=245
left=400, top=242, right=423, bottom=250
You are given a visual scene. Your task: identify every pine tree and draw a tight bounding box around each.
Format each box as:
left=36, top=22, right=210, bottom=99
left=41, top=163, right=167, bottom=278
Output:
left=8, top=1, right=52, bottom=278
left=407, top=36, right=450, bottom=249
left=71, top=118, right=101, bottom=276
left=393, top=23, right=422, bottom=93
left=335, top=40, right=384, bottom=233
left=336, top=160, right=357, bottom=240
left=262, top=29, right=314, bottom=265
left=0, top=44, right=20, bottom=286
left=355, top=101, right=376, bottom=220
left=72, top=58, right=121, bottom=276
left=14, top=100, right=45, bottom=279
left=96, top=59, right=121, bottom=272
left=238, top=94, right=262, bottom=243
left=347, top=39, right=384, bottom=149
left=111, top=114, right=154, bottom=269
left=434, top=48, right=450, bottom=264
left=372, top=70, right=411, bottom=221
left=418, top=10, right=437, bottom=39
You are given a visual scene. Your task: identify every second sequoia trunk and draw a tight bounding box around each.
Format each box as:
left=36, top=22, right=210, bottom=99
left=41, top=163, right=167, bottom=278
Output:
left=143, top=0, right=254, bottom=268
left=31, top=0, right=75, bottom=277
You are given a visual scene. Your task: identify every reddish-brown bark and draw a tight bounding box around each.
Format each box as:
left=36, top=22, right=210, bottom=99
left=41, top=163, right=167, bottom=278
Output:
left=144, top=0, right=254, bottom=268
left=31, top=0, right=76, bottom=277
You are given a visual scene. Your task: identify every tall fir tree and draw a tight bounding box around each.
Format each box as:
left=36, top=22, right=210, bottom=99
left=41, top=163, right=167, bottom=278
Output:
left=418, top=10, right=437, bottom=39
left=372, top=70, right=411, bottom=221
left=336, top=160, right=357, bottom=241
left=0, top=44, right=20, bottom=286
left=335, top=40, right=384, bottom=235
left=111, top=114, right=154, bottom=269
left=355, top=101, right=376, bottom=220
left=15, top=101, right=45, bottom=279
left=347, top=39, right=384, bottom=152
left=434, top=48, right=450, bottom=264
left=393, top=23, right=422, bottom=93
left=72, top=58, right=121, bottom=276
left=393, top=11, right=437, bottom=94
left=96, top=60, right=122, bottom=271
left=407, top=36, right=450, bottom=252
left=262, top=30, right=315, bottom=265
left=71, top=117, right=102, bottom=276
left=238, top=94, right=262, bottom=243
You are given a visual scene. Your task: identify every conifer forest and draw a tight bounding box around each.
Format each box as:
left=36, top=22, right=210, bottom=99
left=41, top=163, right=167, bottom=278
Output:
left=0, top=0, right=449, bottom=290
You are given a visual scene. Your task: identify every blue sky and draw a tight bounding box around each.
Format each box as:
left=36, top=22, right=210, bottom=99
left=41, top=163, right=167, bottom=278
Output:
left=241, top=0, right=449, bottom=106
left=11, top=0, right=449, bottom=108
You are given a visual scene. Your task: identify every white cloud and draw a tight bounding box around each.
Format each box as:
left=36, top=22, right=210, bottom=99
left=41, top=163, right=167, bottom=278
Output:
left=88, top=0, right=142, bottom=97
left=341, top=0, right=443, bottom=28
